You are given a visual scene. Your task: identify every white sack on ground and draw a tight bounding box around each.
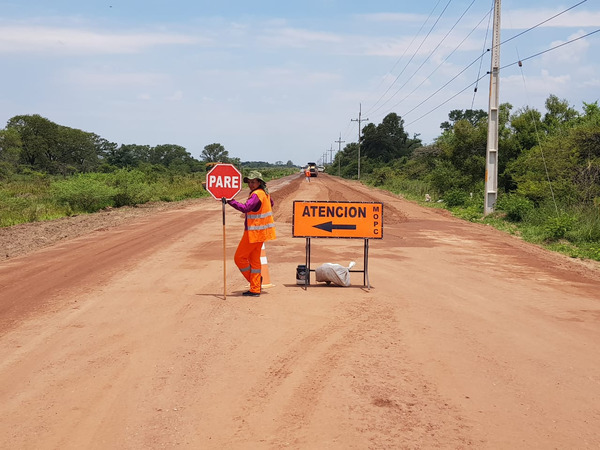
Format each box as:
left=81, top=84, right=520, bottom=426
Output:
left=315, top=261, right=356, bottom=287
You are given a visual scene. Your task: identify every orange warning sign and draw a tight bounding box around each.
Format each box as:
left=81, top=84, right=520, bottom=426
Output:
left=292, top=201, right=383, bottom=239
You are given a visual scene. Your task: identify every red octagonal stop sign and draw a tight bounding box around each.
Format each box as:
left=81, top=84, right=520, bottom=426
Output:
left=205, top=163, right=243, bottom=200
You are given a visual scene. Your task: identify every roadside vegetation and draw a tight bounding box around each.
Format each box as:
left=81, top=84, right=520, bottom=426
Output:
left=2, top=98, right=599, bottom=262
left=0, top=114, right=296, bottom=227
left=328, top=95, right=600, bottom=261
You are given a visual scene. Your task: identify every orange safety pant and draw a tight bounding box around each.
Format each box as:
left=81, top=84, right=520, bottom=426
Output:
left=234, top=230, right=263, bottom=293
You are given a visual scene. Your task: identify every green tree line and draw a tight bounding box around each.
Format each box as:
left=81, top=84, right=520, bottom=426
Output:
left=329, top=95, right=600, bottom=260
left=0, top=114, right=299, bottom=227
left=0, top=114, right=216, bottom=176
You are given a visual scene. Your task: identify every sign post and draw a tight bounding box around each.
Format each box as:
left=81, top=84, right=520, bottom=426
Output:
left=292, top=201, right=383, bottom=289
left=205, top=164, right=243, bottom=299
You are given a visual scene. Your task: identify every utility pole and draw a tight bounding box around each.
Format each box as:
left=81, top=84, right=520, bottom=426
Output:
left=351, top=103, right=368, bottom=180
left=484, top=0, right=501, bottom=215
left=335, top=133, right=345, bottom=177
left=329, top=145, right=333, bottom=166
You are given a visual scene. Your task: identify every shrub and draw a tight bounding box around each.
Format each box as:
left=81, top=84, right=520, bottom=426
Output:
left=496, top=194, right=534, bottom=222
left=51, top=175, right=117, bottom=213
left=0, top=162, right=14, bottom=181
left=427, top=161, right=470, bottom=193
left=454, top=204, right=483, bottom=222
left=368, top=167, right=397, bottom=187
left=443, top=189, right=469, bottom=207
left=110, top=169, right=155, bottom=207
left=542, top=213, right=576, bottom=241
left=565, top=205, right=600, bottom=243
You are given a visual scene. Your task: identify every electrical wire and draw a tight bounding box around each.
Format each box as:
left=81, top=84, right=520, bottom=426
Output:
left=406, top=75, right=484, bottom=127
left=499, top=0, right=588, bottom=49
left=472, top=0, right=495, bottom=109
left=370, top=0, right=478, bottom=118
left=367, top=0, right=444, bottom=103
left=501, top=28, right=600, bottom=70
left=364, top=0, right=454, bottom=117
left=516, top=51, right=559, bottom=215
left=403, top=54, right=486, bottom=119
left=336, top=0, right=594, bottom=146
left=405, top=28, right=599, bottom=127
left=384, top=6, right=493, bottom=118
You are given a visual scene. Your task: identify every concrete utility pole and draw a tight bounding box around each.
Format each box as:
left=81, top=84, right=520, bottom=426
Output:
left=335, top=133, right=345, bottom=177
left=484, top=0, right=501, bottom=215
left=351, top=104, right=368, bottom=180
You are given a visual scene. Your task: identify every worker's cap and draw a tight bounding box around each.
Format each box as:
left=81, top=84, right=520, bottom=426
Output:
left=243, top=170, right=264, bottom=183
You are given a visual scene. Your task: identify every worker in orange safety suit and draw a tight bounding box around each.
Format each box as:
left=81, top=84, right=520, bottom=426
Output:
left=224, top=170, right=276, bottom=297
left=304, top=167, right=311, bottom=182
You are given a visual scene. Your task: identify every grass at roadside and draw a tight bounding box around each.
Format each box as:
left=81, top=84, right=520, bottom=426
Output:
left=0, top=166, right=298, bottom=228
left=0, top=170, right=209, bottom=227
left=364, top=177, right=600, bottom=262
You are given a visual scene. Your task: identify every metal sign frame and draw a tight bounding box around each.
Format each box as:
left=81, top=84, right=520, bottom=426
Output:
left=293, top=201, right=384, bottom=290
left=302, top=237, right=371, bottom=290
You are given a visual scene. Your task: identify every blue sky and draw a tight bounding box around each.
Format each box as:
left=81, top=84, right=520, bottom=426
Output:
left=1, top=1, right=598, bottom=165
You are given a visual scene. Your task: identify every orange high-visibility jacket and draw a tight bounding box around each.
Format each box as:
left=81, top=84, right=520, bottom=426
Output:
left=247, top=189, right=276, bottom=243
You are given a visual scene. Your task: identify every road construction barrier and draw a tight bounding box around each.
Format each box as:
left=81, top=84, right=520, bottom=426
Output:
left=261, top=243, right=274, bottom=288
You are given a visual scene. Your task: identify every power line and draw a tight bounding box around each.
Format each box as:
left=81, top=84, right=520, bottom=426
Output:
left=336, top=0, right=594, bottom=153
left=405, top=28, right=600, bottom=127
left=364, top=0, right=454, bottom=117
left=501, top=28, right=600, bottom=70
left=500, top=0, right=588, bottom=48
left=384, top=6, right=493, bottom=117
left=365, top=0, right=444, bottom=114
left=472, top=0, right=495, bottom=109
left=378, top=1, right=588, bottom=123
left=334, top=133, right=345, bottom=176
left=406, top=76, right=483, bottom=127
left=351, top=104, right=368, bottom=180
left=370, top=0, right=478, bottom=119
left=403, top=53, right=485, bottom=119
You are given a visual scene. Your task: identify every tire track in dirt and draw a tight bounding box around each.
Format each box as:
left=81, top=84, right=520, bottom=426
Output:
left=225, top=293, right=473, bottom=448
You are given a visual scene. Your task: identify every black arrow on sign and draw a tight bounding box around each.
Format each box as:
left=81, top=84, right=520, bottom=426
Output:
left=313, top=221, right=357, bottom=233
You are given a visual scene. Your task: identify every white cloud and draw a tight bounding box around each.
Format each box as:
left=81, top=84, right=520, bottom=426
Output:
left=359, top=13, right=427, bottom=23
left=541, top=30, right=591, bottom=65
left=166, top=90, right=184, bottom=101
left=65, top=68, right=168, bottom=87
left=582, top=78, right=600, bottom=88
left=0, top=24, right=201, bottom=55
left=504, top=9, right=600, bottom=29
left=258, top=27, right=342, bottom=48
left=502, top=70, right=571, bottom=96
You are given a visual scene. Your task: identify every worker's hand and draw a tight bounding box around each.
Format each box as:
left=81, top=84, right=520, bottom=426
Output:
left=221, top=197, right=227, bottom=204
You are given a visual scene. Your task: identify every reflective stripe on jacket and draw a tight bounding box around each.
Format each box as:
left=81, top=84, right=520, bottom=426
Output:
left=247, top=189, right=276, bottom=243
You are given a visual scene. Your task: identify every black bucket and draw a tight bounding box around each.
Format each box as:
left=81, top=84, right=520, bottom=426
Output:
left=296, top=265, right=307, bottom=284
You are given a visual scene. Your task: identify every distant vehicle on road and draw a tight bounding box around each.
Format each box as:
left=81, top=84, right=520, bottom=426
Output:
left=317, top=165, right=324, bottom=172
left=307, top=162, right=318, bottom=177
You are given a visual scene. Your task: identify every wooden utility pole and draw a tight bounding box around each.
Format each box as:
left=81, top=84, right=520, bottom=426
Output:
left=335, top=133, right=345, bottom=176
left=485, top=0, right=501, bottom=215
left=351, top=104, right=368, bottom=180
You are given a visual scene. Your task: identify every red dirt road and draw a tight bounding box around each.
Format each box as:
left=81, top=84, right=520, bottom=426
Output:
left=1, top=174, right=599, bottom=449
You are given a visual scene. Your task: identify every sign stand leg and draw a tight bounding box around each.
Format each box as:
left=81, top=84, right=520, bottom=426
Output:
left=222, top=202, right=227, bottom=300
left=304, top=238, right=311, bottom=289
left=364, top=239, right=370, bottom=290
